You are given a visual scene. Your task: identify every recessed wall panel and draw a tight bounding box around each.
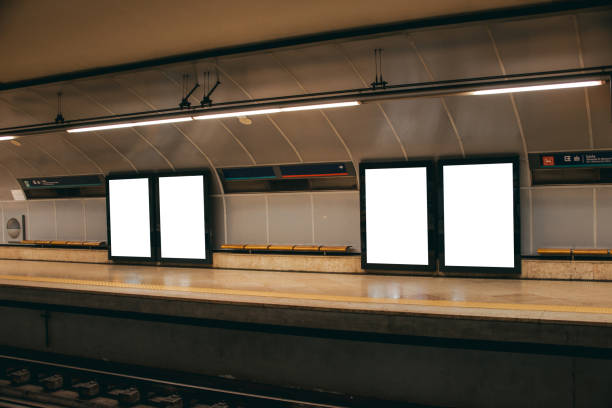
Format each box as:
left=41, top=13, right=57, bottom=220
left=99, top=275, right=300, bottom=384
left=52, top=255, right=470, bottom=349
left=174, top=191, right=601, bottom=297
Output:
left=108, top=178, right=152, bottom=258
left=84, top=198, right=107, bottom=242
left=441, top=160, right=518, bottom=271
left=158, top=175, right=207, bottom=260
left=56, top=199, right=84, bottom=241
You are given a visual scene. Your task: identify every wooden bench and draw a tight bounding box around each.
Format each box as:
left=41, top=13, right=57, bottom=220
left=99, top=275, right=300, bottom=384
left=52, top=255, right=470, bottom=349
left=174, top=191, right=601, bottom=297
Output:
left=537, top=248, right=610, bottom=258
left=221, top=244, right=352, bottom=254
left=21, top=240, right=106, bottom=248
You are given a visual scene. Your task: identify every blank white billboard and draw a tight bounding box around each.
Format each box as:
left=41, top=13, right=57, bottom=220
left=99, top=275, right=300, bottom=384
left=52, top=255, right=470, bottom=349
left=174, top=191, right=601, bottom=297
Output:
left=443, top=162, right=515, bottom=268
left=159, top=175, right=207, bottom=260
left=365, top=167, right=429, bottom=266
left=109, top=178, right=151, bottom=258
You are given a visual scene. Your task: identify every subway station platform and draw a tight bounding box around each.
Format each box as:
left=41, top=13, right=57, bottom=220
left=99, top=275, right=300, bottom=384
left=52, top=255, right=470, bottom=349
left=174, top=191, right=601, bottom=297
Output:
left=1, top=259, right=612, bottom=407
left=1, top=259, right=612, bottom=326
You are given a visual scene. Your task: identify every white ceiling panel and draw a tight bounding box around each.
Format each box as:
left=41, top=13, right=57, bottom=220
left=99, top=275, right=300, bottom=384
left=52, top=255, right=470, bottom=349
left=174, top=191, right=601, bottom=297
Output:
left=0, top=146, right=39, bottom=178
left=577, top=9, right=612, bottom=67
left=174, top=120, right=254, bottom=167
left=113, top=70, right=183, bottom=111
left=65, top=133, right=136, bottom=174
left=339, top=34, right=431, bottom=86
left=489, top=15, right=580, bottom=73
left=72, top=78, right=150, bottom=115
left=101, top=129, right=174, bottom=171
left=0, top=167, right=19, bottom=199
left=410, top=26, right=502, bottom=80
left=444, top=95, right=523, bottom=155
left=0, top=98, right=33, bottom=128
left=0, top=89, right=55, bottom=123
left=30, top=84, right=110, bottom=120
left=5, top=140, right=68, bottom=175
left=219, top=115, right=302, bottom=164
left=324, top=103, right=405, bottom=161
left=588, top=85, right=612, bottom=149
left=135, top=125, right=210, bottom=169
left=161, top=63, right=249, bottom=106
left=0, top=146, right=41, bottom=177
left=28, top=134, right=101, bottom=174
left=217, top=53, right=303, bottom=99
left=266, top=110, right=350, bottom=163
left=515, top=89, right=590, bottom=151
left=380, top=98, right=462, bottom=159
left=273, top=44, right=363, bottom=92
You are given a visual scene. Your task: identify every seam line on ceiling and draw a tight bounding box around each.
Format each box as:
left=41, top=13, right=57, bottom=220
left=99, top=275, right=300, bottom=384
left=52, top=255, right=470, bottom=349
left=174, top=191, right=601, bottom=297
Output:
left=66, top=86, right=139, bottom=172
left=158, top=68, right=258, bottom=166
left=110, top=77, right=226, bottom=190
left=269, top=52, right=358, bottom=179
left=25, top=88, right=106, bottom=174
left=71, top=82, right=173, bottom=171
left=213, top=63, right=304, bottom=163
left=408, top=35, right=465, bottom=157
left=486, top=26, right=531, bottom=185
left=0, top=163, right=20, bottom=193
left=336, top=44, right=408, bottom=160
left=2, top=144, right=41, bottom=177
left=0, top=94, right=73, bottom=175
left=572, top=15, right=595, bottom=150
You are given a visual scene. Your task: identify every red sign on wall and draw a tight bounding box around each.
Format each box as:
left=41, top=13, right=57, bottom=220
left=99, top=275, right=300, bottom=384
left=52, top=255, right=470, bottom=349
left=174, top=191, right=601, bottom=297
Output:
left=542, top=156, right=555, bottom=166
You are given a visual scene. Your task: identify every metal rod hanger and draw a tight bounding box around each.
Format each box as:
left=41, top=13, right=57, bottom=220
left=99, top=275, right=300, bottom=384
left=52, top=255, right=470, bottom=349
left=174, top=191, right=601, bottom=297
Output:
left=0, top=66, right=610, bottom=137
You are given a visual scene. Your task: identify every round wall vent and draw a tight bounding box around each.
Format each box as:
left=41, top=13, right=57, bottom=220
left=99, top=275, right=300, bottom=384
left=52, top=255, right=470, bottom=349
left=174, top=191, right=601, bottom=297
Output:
left=6, top=218, right=21, bottom=239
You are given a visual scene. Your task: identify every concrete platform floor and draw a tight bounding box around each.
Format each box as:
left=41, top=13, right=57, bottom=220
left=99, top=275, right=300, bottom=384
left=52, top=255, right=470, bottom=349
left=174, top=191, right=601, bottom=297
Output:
left=1, top=259, right=612, bottom=325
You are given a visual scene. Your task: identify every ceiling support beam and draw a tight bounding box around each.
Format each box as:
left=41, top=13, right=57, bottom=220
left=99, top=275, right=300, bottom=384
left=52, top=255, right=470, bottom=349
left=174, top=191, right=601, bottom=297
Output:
left=1, top=66, right=610, bottom=137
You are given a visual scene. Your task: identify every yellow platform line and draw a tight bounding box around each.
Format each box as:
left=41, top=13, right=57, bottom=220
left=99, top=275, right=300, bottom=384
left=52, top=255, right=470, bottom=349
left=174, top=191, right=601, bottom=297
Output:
left=1, top=273, right=612, bottom=315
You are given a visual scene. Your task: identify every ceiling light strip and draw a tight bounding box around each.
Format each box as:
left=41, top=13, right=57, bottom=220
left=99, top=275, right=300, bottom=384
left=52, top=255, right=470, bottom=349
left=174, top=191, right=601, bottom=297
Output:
left=66, top=116, right=193, bottom=133
left=193, top=101, right=360, bottom=120
left=471, top=80, right=604, bottom=95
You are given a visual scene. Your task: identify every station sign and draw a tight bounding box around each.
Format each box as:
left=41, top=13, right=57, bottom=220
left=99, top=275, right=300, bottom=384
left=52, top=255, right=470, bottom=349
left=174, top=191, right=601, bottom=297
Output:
left=20, top=175, right=104, bottom=189
left=539, top=151, right=612, bottom=168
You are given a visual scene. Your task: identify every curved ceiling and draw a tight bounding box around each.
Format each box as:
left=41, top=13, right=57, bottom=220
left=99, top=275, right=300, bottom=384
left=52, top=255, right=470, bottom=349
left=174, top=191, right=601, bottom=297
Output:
left=1, top=0, right=561, bottom=83
left=0, top=6, right=610, bottom=199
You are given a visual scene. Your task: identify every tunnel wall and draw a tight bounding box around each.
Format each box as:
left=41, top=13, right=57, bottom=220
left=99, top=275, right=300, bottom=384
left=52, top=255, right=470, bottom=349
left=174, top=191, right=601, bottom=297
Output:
left=1, top=183, right=612, bottom=255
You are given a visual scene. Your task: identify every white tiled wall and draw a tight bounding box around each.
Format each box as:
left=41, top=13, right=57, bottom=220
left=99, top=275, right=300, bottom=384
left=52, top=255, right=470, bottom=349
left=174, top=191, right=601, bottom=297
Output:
left=218, top=191, right=361, bottom=250
left=0, top=198, right=107, bottom=243
left=3, top=186, right=609, bottom=255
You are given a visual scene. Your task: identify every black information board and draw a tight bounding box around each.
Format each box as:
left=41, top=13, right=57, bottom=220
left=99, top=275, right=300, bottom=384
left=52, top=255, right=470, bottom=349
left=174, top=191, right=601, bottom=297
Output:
left=20, top=175, right=103, bottom=189
left=539, top=151, right=612, bottom=168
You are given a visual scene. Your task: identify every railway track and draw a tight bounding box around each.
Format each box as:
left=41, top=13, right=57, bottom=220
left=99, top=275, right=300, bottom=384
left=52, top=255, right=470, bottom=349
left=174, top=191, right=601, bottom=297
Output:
left=0, top=354, right=352, bottom=408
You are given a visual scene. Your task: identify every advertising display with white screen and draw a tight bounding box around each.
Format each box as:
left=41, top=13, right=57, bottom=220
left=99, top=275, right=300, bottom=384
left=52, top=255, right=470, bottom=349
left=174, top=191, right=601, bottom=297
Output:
left=158, top=174, right=207, bottom=260
left=363, top=164, right=432, bottom=268
left=108, top=178, right=152, bottom=258
left=442, top=160, right=517, bottom=270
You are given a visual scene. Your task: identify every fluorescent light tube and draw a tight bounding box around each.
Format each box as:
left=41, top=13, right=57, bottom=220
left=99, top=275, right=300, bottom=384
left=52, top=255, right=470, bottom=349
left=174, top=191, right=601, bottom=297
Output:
left=471, top=80, right=604, bottom=95
left=279, top=101, right=361, bottom=112
left=193, top=108, right=282, bottom=120
left=67, top=117, right=193, bottom=133
left=66, top=101, right=361, bottom=131
left=0, top=136, right=16, bottom=141
left=193, top=101, right=360, bottom=120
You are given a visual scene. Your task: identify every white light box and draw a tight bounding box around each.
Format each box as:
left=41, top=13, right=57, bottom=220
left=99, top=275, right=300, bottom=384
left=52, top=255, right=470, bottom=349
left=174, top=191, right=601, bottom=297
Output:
left=158, top=174, right=207, bottom=260
left=364, top=165, right=431, bottom=268
left=442, top=161, right=516, bottom=269
left=108, top=178, right=152, bottom=258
